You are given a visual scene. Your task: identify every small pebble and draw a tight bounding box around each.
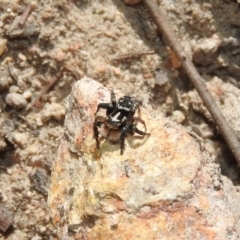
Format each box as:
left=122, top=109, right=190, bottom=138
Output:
left=50, top=50, right=65, bottom=62
left=41, top=102, right=65, bottom=123
left=155, top=71, right=169, bottom=86
left=205, top=141, right=216, bottom=157
left=0, top=139, right=7, bottom=151
left=27, top=191, right=33, bottom=198
left=171, top=110, right=186, bottom=123
left=0, top=77, right=13, bottom=91
left=32, top=79, right=42, bottom=89
left=104, top=31, right=112, bottom=38
left=39, top=226, right=47, bottom=233
left=143, top=72, right=153, bottom=79
left=31, top=235, right=42, bottom=240
left=191, top=36, right=222, bottom=66
left=9, top=85, right=20, bottom=93
left=0, top=38, right=7, bottom=56
left=13, top=132, right=28, bottom=147
left=199, top=123, right=214, bottom=138
left=6, top=93, right=27, bottom=109
left=28, top=144, right=39, bottom=155
left=165, top=96, right=173, bottom=106
left=18, top=53, right=27, bottom=61
left=0, top=203, right=14, bottom=232
left=112, top=67, right=121, bottom=76
left=96, top=64, right=106, bottom=75
left=23, top=90, right=32, bottom=100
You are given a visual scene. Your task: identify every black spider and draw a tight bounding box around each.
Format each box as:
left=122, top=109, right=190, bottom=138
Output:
left=93, top=90, right=148, bottom=154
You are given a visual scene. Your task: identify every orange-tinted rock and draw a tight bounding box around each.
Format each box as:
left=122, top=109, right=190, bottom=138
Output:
left=48, top=77, right=238, bottom=239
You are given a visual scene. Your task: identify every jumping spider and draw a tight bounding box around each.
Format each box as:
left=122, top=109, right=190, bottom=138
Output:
left=93, top=91, right=148, bottom=154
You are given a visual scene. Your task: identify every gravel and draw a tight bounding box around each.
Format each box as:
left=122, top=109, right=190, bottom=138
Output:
left=0, top=0, right=240, bottom=239
left=5, top=93, right=27, bottom=109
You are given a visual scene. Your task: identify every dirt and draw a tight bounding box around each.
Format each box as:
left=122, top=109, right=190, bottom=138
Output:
left=0, top=0, right=240, bottom=239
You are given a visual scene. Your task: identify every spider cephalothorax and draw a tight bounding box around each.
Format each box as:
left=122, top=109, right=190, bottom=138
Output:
left=93, top=90, right=148, bottom=154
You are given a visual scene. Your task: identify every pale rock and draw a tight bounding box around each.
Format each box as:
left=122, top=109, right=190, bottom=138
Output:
left=13, top=132, right=28, bottom=148
left=0, top=74, right=13, bottom=91
left=0, top=139, right=7, bottom=151
left=171, top=110, right=185, bottom=123
left=28, top=144, right=39, bottom=155
left=155, top=70, right=169, bottom=86
left=6, top=93, right=27, bottom=109
left=41, top=102, right=65, bottom=123
left=9, top=85, right=20, bottom=93
left=23, top=90, right=32, bottom=100
left=191, top=36, right=222, bottom=66
left=48, top=77, right=239, bottom=239
left=0, top=203, right=14, bottom=232
left=0, top=38, right=7, bottom=56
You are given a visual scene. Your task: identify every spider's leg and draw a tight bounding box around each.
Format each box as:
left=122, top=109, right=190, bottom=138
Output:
left=111, top=90, right=117, bottom=107
left=132, top=126, right=147, bottom=135
left=119, top=123, right=130, bottom=155
left=95, top=103, right=113, bottom=115
left=133, top=99, right=142, bottom=112
left=93, top=116, right=106, bottom=149
left=132, top=117, right=149, bottom=135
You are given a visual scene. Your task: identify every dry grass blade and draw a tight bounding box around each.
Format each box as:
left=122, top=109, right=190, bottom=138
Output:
left=19, top=4, right=32, bottom=26
left=111, top=51, right=155, bottom=63
left=25, top=76, right=59, bottom=112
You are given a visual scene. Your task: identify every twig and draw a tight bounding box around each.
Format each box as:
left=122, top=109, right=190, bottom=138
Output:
left=142, top=0, right=240, bottom=165
left=111, top=51, right=155, bottom=63
left=25, top=76, right=59, bottom=112
left=25, top=66, right=79, bottom=112
left=19, top=4, right=32, bottom=26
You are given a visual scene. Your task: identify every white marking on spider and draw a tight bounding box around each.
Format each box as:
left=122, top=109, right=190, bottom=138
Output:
left=111, top=112, right=121, bottom=122
left=118, top=105, right=132, bottom=111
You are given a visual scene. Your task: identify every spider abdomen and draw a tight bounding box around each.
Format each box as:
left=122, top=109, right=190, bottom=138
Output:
left=107, top=112, right=126, bottom=129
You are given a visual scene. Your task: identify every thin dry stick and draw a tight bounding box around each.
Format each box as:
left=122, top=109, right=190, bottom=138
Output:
left=25, top=76, right=59, bottom=112
left=25, top=66, right=79, bottom=112
left=111, top=51, right=155, bottom=63
left=143, top=0, right=240, bottom=165
left=19, top=4, right=32, bottom=26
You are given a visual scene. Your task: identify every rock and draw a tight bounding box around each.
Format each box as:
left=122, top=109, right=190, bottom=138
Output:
left=23, top=90, right=32, bottom=100
left=188, top=76, right=240, bottom=140
left=0, top=203, right=14, bottom=232
left=30, top=169, right=49, bottom=196
left=0, top=38, right=7, bottom=56
left=13, top=132, right=28, bottom=148
left=171, top=110, right=185, bottom=123
left=154, top=70, right=169, bottom=86
left=48, top=77, right=239, bottom=239
left=0, top=139, right=7, bottom=151
left=5, top=93, right=27, bottom=109
left=191, top=36, right=222, bottom=66
left=9, top=85, right=20, bottom=93
left=0, top=71, right=13, bottom=92
left=41, top=102, right=65, bottom=123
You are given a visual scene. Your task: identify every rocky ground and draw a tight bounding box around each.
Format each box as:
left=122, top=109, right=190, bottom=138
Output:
left=0, top=0, right=240, bottom=239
